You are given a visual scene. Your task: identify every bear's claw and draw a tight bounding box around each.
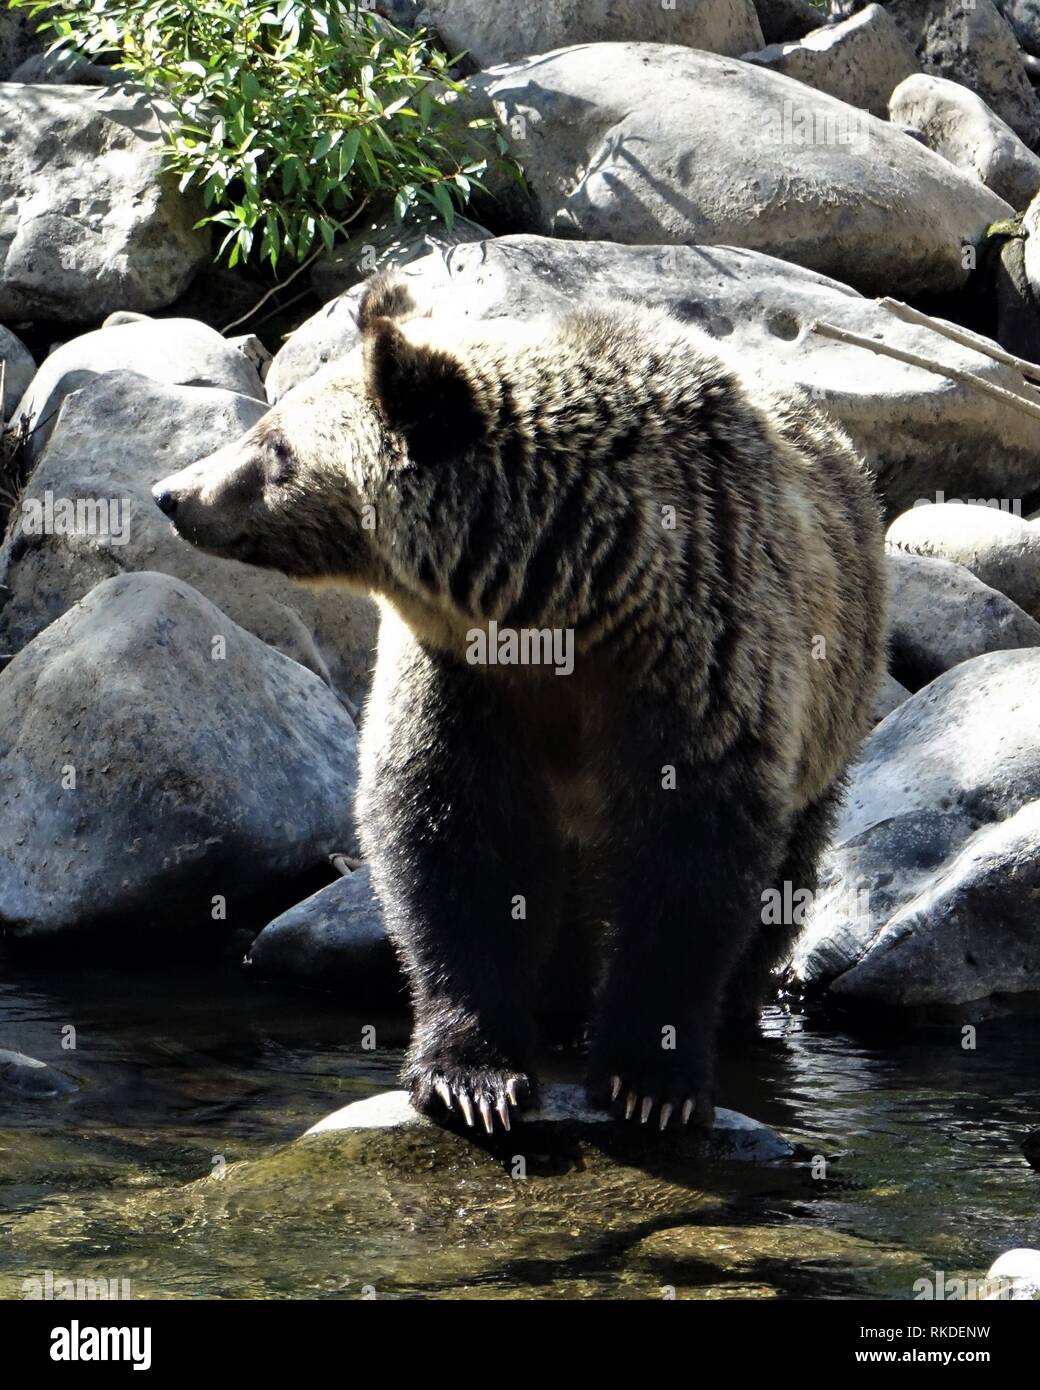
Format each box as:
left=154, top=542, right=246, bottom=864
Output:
left=411, top=1064, right=534, bottom=1134
left=600, top=1073, right=713, bottom=1131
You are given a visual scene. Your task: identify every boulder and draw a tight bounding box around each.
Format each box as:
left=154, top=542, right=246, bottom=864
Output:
left=460, top=43, right=1011, bottom=298
left=986, top=1248, right=1040, bottom=1299
left=791, top=649, right=1040, bottom=1006
left=10, top=49, right=121, bottom=85
left=744, top=5, right=919, bottom=119
left=996, top=1, right=1040, bottom=56
left=887, top=502, right=1040, bottom=618
left=13, top=316, right=266, bottom=464
left=304, top=1084, right=796, bottom=1162
left=0, top=1047, right=76, bottom=1098
left=0, top=8, right=47, bottom=80
left=1023, top=183, right=1040, bottom=301
left=267, top=236, right=1040, bottom=518
left=889, top=74, right=1040, bottom=211
left=0, top=83, right=209, bottom=322
left=885, top=0, right=1040, bottom=149
left=754, top=0, right=829, bottom=45
left=0, top=324, right=33, bottom=419
left=311, top=206, right=491, bottom=302
left=887, top=548, right=1040, bottom=687
left=0, top=372, right=378, bottom=705
left=246, top=864, right=397, bottom=992
left=0, top=572, right=359, bottom=937
left=874, top=671, right=911, bottom=723
left=426, top=0, right=765, bottom=69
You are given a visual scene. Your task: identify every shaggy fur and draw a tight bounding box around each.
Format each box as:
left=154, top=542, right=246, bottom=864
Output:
left=153, top=271, right=887, bottom=1134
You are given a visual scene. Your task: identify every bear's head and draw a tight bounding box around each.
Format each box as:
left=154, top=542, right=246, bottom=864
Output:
left=151, top=272, right=488, bottom=590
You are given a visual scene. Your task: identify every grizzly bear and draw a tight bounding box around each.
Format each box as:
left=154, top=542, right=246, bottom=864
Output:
left=153, top=270, right=887, bottom=1135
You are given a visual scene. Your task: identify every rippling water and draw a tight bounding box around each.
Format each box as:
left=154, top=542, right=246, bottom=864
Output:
left=1, top=957, right=1037, bottom=1300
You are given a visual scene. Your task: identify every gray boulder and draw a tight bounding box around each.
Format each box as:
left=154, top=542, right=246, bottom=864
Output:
left=0, top=572, right=359, bottom=937
left=460, top=43, right=1010, bottom=297
left=791, top=649, right=1040, bottom=1005
left=744, top=4, right=919, bottom=119
left=890, top=74, right=1040, bottom=210
left=304, top=1084, right=796, bottom=1162
left=0, top=8, right=47, bottom=79
left=267, top=236, right=1040, bottom=518
left=1023, top=184, right=1040, bottom=302
left=885, top=0, right=1040, bottom=148
left=996, top=1, right=1040, bottom=56
left=887, top=548, right=1040, bottom=687
left=874, top=671, right=911, bottom=723
left=10, top=48, right=121, bottom=85
left=311, top=206, right=491, bottom=302
left=426, top=0, right=764, bottom=69
left=887, top=502, right=1040, bottom=618
left=0, top=324, right=33, bottom=419
left=0, top=372, right=377, bottom=705
left=0, top=1047, right=76, bottom=1098
left=247, top=864, right=397, bottom=990
left=0, top=83, right=209, bottom=322
left=754, top=0, right=830, bottom=44
left=13, top=316, right=266, bottom=465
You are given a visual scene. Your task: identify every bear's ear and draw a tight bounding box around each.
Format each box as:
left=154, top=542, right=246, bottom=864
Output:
left=356, top=270, right=419, bottom=331
left=363, top=317, right=485, bottom=465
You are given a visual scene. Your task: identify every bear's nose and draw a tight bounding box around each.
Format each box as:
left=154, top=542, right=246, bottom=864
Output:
left=152, top=485, right=179, bottom=518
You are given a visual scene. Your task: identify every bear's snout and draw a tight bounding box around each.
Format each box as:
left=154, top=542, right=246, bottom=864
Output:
left=151, top=443, right=266, bottom=559
left=152, top=485, right=179, bottom=518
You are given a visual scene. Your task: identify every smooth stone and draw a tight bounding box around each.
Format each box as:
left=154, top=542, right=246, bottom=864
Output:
left=887, top=548, right=1040, bottom=688
left=267, top=237, right=1040, bottom=519
left=425, top=0, right=765, bottom=69
left=744, top=5, right=919, bottom=119
left=0, top=572, right=360, bottom=937
left=890, top=73, right=1040, bottom=210
left=304, top=1084, right=797, bottom=1162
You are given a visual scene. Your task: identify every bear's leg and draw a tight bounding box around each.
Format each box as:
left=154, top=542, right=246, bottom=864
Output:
left=724, top=781, right=846, bottom=1029
left=359, top=639, right=563, bottom=1134
left=587, top=759, right=786, bottom=1130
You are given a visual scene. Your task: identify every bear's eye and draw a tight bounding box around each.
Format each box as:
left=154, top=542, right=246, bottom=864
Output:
left=264, top=434, right=295, bottom=487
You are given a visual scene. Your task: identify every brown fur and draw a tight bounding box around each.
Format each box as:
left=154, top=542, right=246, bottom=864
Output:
left=153, top=270, right=888, bottom=1133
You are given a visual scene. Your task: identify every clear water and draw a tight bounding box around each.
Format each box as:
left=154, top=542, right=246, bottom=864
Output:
left=1, top=958, right=1037, bottom=1300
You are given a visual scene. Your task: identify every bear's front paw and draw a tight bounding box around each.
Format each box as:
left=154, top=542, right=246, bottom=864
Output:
left=409, top=1057, right=536, bottom=1135
left=587, top=1048, right=715, bottom=1132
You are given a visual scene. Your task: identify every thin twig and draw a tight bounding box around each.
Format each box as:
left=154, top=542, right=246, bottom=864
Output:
left=878, top=297, right=1040, bottom=389
left=221, top=246, right=324, bottom=335
left=809, top=320, right=1040, bottom=423
left=220, top=194, right=374, bottom=335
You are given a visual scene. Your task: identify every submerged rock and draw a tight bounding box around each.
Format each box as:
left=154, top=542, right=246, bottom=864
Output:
left=0, top=1047, right=76, bottom=1098
left=303, top=1084, right=797, bottom=1163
